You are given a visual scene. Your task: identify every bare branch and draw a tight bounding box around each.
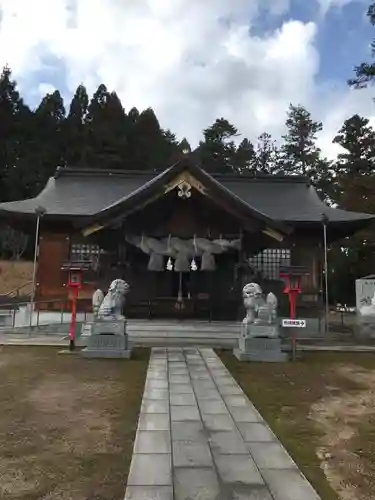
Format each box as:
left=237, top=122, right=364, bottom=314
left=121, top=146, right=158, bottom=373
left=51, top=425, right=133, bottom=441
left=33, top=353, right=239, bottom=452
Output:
left=0, top=226, right=28, bottom=260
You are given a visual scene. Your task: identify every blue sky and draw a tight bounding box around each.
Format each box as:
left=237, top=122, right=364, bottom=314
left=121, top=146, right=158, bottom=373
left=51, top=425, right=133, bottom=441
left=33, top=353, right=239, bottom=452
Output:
left=0, top=0, right=374, bottom=159
left=254, top=0, right=373, bottom=83
left=314, top=2, right=373, bottom=82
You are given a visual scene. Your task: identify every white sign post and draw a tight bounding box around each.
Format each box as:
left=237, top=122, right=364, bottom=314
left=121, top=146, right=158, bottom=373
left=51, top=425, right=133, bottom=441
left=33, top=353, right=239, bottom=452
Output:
left=281, top=319, right=306, bottom=361
left=282, top=319, right=306, bottom=328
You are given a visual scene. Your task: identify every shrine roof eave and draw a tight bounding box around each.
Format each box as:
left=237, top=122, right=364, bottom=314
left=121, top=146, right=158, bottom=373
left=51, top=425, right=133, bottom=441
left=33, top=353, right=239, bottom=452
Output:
left=1, top=160, right=374, bottom=239
left=75, top=156, right=292, bottom=238
left=0, top=208, right=81, bottom=224
left=286, top=214, right=375, bottom=242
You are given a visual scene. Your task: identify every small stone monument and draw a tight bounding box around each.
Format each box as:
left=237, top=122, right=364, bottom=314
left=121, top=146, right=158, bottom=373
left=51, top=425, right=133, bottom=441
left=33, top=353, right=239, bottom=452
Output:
left=81, top=288, right=105, bottom=338
left=81, top=279, right=132, bottom=359
left=234, top=282, right=287, bottom=362
left=356, top=290, right=375, bottom=339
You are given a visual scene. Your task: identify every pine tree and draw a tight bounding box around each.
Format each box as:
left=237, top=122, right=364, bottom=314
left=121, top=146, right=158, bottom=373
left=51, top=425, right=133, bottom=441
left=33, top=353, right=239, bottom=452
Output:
left=333, top=114, right=375, bottom=177
left=281, top=104, right=332, bottom=198
left=349, top=3, right=375, bottom=89
left=281, top=104, right=322, bottom=176
left=128, top=107, right=139, bottom=123
left=199, top=118, right=238, bottom=173
left=129, top=108, right=179, bottom=170
left=64, top=84, right=89, bottom=166
left=330, top=114, right=375, bottom=281
left=0, top=66, right=33, bottom=201
left=254, top=133, right=282, bottom=174
left=179, top=138, right=191, bottom=153
left=6, top=90, right=66, bottom=200
left=85, top=84, right=128, bottom=169
left=33, top=90, right=66, bottom=187
left=332, top=114, right=375, bottom=211
left=234, top=138, right=257, bottom=174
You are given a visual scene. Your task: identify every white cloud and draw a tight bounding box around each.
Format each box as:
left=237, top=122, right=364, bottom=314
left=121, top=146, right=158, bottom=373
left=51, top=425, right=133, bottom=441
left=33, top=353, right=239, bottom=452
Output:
left=37, top=82, right=57, bottom=97
left=316, top=85, right=375, bottom=159
left=0, top=0, right=374, bottom=161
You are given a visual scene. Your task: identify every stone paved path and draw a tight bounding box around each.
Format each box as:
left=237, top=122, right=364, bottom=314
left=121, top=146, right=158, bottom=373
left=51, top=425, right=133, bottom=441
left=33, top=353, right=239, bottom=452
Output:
left=124, top=347, right=321, bottom=500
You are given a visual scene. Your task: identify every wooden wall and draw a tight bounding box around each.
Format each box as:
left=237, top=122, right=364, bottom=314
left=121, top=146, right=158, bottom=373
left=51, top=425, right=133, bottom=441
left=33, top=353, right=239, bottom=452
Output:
left=36, top=232, right=69, bottom=303
left=35, top=231, right=96, bottom=311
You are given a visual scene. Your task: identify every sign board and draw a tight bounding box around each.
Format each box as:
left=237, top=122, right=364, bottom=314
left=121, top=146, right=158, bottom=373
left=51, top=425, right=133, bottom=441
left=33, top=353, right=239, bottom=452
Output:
left=355, top=278, right=375, bottom=313
left=282, top=319, right=306, bottom=328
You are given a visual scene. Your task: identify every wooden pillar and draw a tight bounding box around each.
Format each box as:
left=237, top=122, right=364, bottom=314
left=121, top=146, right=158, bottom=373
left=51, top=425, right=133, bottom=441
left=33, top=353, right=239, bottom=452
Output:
left=291, top=240, right=319, bottom=293
left=290, top=236, right=321, bottom=316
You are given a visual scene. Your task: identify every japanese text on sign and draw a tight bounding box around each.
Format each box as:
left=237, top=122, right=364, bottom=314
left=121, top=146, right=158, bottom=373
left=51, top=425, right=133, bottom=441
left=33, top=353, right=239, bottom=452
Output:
left=282, top=319, right=306, bottom=328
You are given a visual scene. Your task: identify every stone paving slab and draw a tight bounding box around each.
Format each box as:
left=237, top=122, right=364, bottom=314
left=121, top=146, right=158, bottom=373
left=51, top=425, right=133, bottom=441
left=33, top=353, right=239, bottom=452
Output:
left=124, top=347, right=321, bottom=500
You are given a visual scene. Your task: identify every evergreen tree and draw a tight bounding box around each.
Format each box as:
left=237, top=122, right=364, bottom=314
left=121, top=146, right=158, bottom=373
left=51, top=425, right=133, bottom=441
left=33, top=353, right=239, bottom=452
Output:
left=64, top=84, right=89, bottom=166
left=329, top=114, right=375, bottom=285
left=333, top=114, right=375, bottom=177
left=6, top=90, right=66, bottom=200
left=281, top=104, right=332, bottom=198
left=254, top=132, right=282, bottom=174
left=0, top=66, right=31, bottom=201
left=159, top=129, right=181, bottom=167
left=234, top=138, right=257, bottom=174
left=179, top=137, right=191, bottom=153
left=129, top=108, right=179, bottom=170
left=332, top=114, right=375, bottom=213
left=85, top=84, right=128, bottom=169
left=281, top=104, right=322, bottom=176
left=34, top=90, right=66, bottom=187
left=349, top=3, right=375, bottom=89
left=128, top=107, right=139, bottom=123
left=199, top=118, right=238, bottom=173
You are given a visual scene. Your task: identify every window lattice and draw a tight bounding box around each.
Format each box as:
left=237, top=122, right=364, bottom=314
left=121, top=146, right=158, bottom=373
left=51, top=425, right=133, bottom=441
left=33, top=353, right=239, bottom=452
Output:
left=70, top=243, right=101, bottom=261
left=248, top=248, right=291, bottom=280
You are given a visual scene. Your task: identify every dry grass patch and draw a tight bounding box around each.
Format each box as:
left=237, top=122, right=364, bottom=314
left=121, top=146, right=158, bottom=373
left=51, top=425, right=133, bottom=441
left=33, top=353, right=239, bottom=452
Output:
left=218, top=350, right=375, bottom=500
left=0, top=346, right=149, bottom=500
left=0, top=260, right=33, bottom=295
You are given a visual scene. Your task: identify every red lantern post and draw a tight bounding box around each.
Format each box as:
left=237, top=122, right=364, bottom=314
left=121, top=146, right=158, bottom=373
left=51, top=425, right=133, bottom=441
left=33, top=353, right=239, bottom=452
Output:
left=279, top=266, right=308, bottom=360
left=61, top=262, right=91, bottom=352
left=67, top=269, right=84, bottom=351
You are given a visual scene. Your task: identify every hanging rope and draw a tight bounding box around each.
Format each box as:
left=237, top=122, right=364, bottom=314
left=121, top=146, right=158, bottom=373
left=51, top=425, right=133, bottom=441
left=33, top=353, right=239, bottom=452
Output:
left=125, top=235, right=241, bottom=272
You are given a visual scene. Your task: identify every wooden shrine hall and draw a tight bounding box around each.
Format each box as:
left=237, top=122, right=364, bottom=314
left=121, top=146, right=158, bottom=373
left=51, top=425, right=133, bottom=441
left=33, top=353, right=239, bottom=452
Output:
left=0, top=153, right=374, bottom=321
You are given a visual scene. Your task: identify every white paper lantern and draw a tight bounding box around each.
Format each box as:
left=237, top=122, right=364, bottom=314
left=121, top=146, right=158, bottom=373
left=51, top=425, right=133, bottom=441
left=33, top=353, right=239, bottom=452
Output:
left=166, top=257, right=173, bottom=271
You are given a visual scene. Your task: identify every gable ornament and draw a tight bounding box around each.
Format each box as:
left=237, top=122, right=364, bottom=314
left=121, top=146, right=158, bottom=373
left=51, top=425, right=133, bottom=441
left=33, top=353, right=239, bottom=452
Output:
left=177, top=180, right=192, bottom=199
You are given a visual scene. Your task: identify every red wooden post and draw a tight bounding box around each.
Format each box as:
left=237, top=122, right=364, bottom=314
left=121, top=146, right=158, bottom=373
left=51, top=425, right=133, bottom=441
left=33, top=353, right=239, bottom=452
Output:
left=289, top=290, right=298, bottom=319
left=69, top=286, right=79, bottom=351
left=64, top=267, right=85, bottom=352
left=289, top=290, right=298, bottom=359
left=280, top=267, right=307, bottom=361
left=61, top=262, right=90, bottom=352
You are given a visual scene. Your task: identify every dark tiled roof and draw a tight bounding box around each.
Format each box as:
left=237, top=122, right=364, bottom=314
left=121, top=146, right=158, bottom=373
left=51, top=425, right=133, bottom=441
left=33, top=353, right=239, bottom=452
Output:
left=220, top=177, right=373, bottom=223
left=0, top=171, right=155, bottom=217
left=0, top=167, right=373, bottom=225
left=84, top=160, right=291, bottom=234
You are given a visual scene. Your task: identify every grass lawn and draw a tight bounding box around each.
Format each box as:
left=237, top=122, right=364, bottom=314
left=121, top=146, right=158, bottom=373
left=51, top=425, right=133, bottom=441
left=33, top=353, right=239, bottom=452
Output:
left=0, top=346, right=149, bottom=500
left=219, top=350, right=375, bottom=500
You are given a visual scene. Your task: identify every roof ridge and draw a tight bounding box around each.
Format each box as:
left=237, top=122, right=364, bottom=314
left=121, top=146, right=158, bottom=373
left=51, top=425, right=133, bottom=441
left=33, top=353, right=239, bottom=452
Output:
left=54, top=167, right=156, bottom=179
left=54, top=166, right=309, bottom=183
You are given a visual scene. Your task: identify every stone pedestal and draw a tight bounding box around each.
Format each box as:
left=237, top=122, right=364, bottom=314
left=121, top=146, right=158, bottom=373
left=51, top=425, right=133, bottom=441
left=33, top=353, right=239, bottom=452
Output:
left=234, top=325, right=287, bottom=363
left=355, top=314, right=375, bottom=340
left=81, top=322, right=93, bottom=337
left=81, top=319, right=132, bottom=359
left=241, top=322, right=280, bottom=339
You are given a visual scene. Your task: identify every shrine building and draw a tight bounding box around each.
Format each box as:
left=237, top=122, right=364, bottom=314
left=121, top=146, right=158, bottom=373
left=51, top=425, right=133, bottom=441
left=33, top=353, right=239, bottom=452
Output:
left=0, top=153, right=373, bottom=321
